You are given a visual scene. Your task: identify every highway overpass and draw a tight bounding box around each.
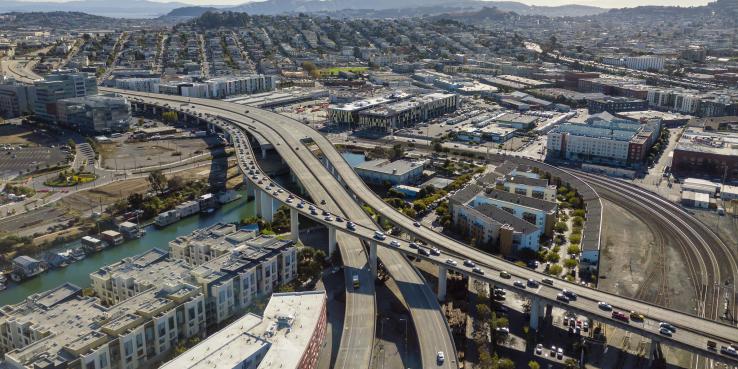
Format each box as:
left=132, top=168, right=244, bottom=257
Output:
left=112, top=89, right=738, bottom=366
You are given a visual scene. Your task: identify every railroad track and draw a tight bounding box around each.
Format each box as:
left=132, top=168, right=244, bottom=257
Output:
left=576, top=171, right=738, bottom=369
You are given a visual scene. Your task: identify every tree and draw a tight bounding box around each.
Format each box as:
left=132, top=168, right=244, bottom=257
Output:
left=554, top=221, right=568, bottom=233
left=476, top=303, right=492, bottom=321
left=564, top=258, right=579, bottom=269
left=147, top=169, right=167, bottom=193
left=564, top=358, right=579, bottom=369
left=127, top=192, right=144, bottom=210
left=390, top=144, right=405, bottom=160
left=529, top=361, right=541, bottom=369
left=567, top=245, right=581, bottom=255
left=548, top=264, right=563, bottom=276
left=162, top=111, right=178, bottom=123
left=498, top=358, right=515, bottom=369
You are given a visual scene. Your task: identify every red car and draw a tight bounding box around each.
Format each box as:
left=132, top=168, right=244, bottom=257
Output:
left=612, top=311, right=630, bottom=323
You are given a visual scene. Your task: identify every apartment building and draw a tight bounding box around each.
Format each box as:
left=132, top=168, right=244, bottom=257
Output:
left=547, top=112, right=659, bottom=167
left=354, top=159, right=425, bottom=185
left=169, top=223, right=256, bottom=266
left=672, top=122, right=738, bottom=182
left=159, top=291, right=327, bottom=369
left=204, top=75, right=277, bottom=99
left=500, top=174, right=557, bottom=202
left=0, top=281, right=205, bottom=369
left=0, top=77, right=35, bottom=118
left=587, top=96, right=649, bottom=114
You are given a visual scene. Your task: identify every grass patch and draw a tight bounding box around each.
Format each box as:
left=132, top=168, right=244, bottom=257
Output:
left=44, top=173, right=97, bottom=187
left=319, top=66, right=368, bottom=76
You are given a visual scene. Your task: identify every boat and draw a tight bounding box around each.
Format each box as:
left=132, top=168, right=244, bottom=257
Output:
left=70, top=247, right=87, bottom=261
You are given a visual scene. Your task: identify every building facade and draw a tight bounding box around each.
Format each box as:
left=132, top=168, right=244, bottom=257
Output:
left=33, top=70, right=97, bottom=122
left=55, top=94, right=131, bottom=133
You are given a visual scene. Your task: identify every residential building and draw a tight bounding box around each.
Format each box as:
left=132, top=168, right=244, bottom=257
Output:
left=114, top=77, right=161, bottom=93
left=587, top=96, right=649, bottom=114
left=0, top=282, right=205, bottom=369
left=354, top=159, right=425, bottom=185
left=55, top=94, right=131, bottom=133
left=500, top=174, right=557, bottom=202
left=546, top=112, right=659, bottom=167
left=159, top=291, right=327, bottom=369
left=204, top=75, right=277, bottom=99
left=169, top=223, right=256, bottom=266
left=33, top=70, right=97, bottom=122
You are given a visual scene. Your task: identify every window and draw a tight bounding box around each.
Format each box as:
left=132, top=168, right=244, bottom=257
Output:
left=136, top=334, right=143, bottom=348
left=124, top=340, right=133, bottom=357
left=99, top=352, right=108, bottom=368
left=168, top=316, right=175, bottom=330
left=86, top=362, right=96, bottom=369
left=158, top=322, right=166, bottom=337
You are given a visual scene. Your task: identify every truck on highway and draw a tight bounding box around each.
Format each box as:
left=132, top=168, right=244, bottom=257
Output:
left=352, top=274, right=359, bottom=289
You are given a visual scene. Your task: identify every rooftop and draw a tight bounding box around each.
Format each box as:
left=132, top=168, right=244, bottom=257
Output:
left=355, top=159, right=424, bottom=176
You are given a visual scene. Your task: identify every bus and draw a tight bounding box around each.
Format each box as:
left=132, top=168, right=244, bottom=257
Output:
left=352, top=274, right=360, bottom=289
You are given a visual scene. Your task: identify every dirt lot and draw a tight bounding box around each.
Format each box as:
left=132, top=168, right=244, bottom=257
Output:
left=0, top=206, right=73, bottom=238
left=98, top=137, right=213, bottom=170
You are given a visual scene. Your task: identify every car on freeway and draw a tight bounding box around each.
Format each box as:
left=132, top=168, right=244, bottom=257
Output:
left=374, top=231, right=386, bottom=240
left=322, top=210, right=330, bottom=216
left=583, top=321, right=589, bottom=332
left=721, top=346, right=738, bottom=357
left=630, top=311, right=644, bottom=321
left=535, top=344, right=543, bottom=355
left=707, top=341, right=716, bottom=351
left=320, top=199, right=326, bottom=205
left=310, top=209, right=318, bottom=215
left=436, top=351, right=445, bottom=363
left=556, top=293, right=570, bottom=303
left=335, top=216, right=343, bottom=222
left=562, top=289, right=577, bottom=300
left=346, top=221, right=356, bottom=231
left=390, top=240, right=400, bottom=248
left=499, top=271, right=511, bottom=279
left=549, top=346, right=557, bottom=357
left=418, top=248, right=430, bottom=256
left=472, top=267, right=484, bottom=275
left=612, top=311, right=629, bottom=322
left=445, top=259, right=457, bottom=266
left=324, top=216, right=333, bottom=221
left=556, top=348, right=563, bottom=359
left=495, top=327, right=510, bottom=335
left=542, top=278, right=554, bottom=285
left=513, top=280, right=525, bottom=289
left=659, top=322, right=676, bottom=332
left=464, top=260, right=476, bottom=268
left=286, top=198, right=293, bottom=203
left=430, top=247, right=441, bottom=256
left=413, top=221, right=421, bottom=227
left=409, top=242, right=418, bottom=249
left=598, top=302, right=612, bottom=310
left=659, top=327, right=673, bottom=336
left=527, top=279, right=539, bottom=288
left=309, top=205, right=315, bottom=211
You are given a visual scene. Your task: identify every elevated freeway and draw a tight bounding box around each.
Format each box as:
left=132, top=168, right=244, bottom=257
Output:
left=118, top=92, right=458, bottom=369
left=107, top=88, right=738, bottom=366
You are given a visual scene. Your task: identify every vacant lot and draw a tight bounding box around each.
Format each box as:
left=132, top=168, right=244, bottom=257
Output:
left=98, top=138, right=213, bottom=170
left=0, top=124, right=63, bottom=146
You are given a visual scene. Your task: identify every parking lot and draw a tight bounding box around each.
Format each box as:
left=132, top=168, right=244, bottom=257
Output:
left=0, top=146, right=68, bottom=179
left=98, top=136, right=216, bottom=170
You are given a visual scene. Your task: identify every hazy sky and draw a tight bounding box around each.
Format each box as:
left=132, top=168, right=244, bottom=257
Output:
left=19, top=0, right=715, bottom=7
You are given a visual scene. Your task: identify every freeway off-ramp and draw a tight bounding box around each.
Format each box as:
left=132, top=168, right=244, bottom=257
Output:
left=108, top=88, right=738, bottom=366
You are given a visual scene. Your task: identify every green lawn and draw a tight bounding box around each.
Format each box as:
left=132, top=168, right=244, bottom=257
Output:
left=319, top=66, right=369, bottom=76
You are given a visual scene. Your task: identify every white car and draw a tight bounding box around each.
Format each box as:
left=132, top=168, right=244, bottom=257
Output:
left=659, top=327, right=672, bottom=336
left=390, top=240, right=400, bottom=248
left=535, top=343, right=543, bottom=355
left=436, top=351, right=445, bottom=363
left=445, top=259, right=457, bottom=266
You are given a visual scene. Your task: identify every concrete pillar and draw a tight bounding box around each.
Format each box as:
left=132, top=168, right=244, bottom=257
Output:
left=290, top=208, right=299, bottom=242
left=328, top=226, right=336, bottom=257
left=260, top=191, right=273, bottom=222
left=369, top=240, right=378, bottom=279
left=437, top=265, right=448, bottom=301
left=254, top=188, right=262, bottom=216
left=261, top=148, right=267, bottom=159
left=529, top=297, right=541, bottom=331
left=648, top=339, right=659, bottom=366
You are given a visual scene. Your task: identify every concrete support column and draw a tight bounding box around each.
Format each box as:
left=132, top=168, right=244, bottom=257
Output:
left=328, top=226, right=336, bottom=257
left=260, top=191, right=274, bottom=222
left=261, top=148, right=267, bottom=159
left=529, top=297, right=541, bottom=331
left=648, top=339, right=659, bottom=366
left=254, top=188, right=262, bottom=217
left=369, top=240, right=378, bottom=279
left=437, top=265, right=448, bottom=301
left=290, top=208, right=299, bottom=242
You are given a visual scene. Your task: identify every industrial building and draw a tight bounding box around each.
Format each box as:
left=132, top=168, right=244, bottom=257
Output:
left=356, top=93, right=458, bottom=132
left=354, top=159, right=425, bottom=185
left=671, top=121, right=738, bottom=182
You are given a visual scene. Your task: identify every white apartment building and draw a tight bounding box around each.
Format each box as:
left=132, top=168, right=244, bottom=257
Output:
left=169, top=223, right=256, bottom=266
left=0, top=282, right=205, bottom=369
left=205, top=75, right=276, bottom=99
left=114, top=77, right=161, bottom=93
left=501, top=174, right=557, bottom=202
